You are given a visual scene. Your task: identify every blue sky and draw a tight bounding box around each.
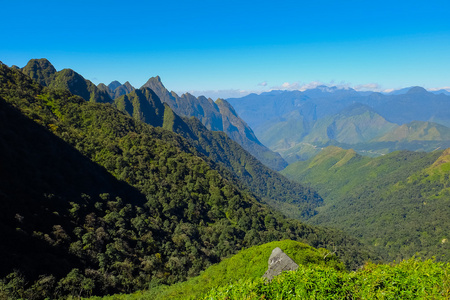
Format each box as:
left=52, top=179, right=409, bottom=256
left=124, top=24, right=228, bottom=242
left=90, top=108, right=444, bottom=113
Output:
left=2, top=0, right=450, bottom=98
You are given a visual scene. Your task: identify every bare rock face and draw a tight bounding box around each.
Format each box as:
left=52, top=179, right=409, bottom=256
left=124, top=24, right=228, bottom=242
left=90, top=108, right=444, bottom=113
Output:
left=262, top=247, right=299, bottom=280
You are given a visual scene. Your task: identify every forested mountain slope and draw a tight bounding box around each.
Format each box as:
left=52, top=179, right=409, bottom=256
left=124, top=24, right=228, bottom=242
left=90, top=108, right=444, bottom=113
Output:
left=19, top=58, right=285, bottom=170
left=114, top=87, right=322, bottom=219
left=282, top=146, right=450, bottom=261
left=142, top=76, right=287, bottom=170
left=0, top=62, right=371, bottom=298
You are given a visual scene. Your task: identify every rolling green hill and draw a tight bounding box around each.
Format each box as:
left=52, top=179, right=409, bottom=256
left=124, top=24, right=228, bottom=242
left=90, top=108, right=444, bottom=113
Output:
left=88, top=241, right=450, bottom=300
left=93, top=240, right=343, bottom=300
left=256, top=104, right=399, bottom=163
left=372, top=120, right=450, bottom=142
left=282, top=146, right=450, bottom=261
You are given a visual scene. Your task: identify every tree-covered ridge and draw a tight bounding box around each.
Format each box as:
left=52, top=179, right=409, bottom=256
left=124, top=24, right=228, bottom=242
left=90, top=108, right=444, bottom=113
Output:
left=142, top=76, right=288, bottom=170
left=282, top=146, right=450, bottom=261
left=21, top=57, right=57, bottom=86
left=0, top=62, right=371, bottom=298
left=21, top=58, right=112, bottom=103
left=114, top=86, right=323, bottom=220
left=19, top=58, right=287, bottom=170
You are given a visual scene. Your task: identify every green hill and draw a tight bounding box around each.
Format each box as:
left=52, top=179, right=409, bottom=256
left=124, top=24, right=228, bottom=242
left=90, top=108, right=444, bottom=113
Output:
left=88, top=241, right=450, bottom=300
left=94, top=240, right=343, bottom=300
left=282, top=146, right=450, bottom=261
left=258, top=104, right=398, bottom=163
left=302, top=104, right=397, bottom=145
left=373, top=120, right=450, bottom=142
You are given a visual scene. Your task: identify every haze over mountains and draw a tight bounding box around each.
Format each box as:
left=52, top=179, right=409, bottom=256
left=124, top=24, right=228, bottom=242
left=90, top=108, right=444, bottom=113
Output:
left=227, top=86, right=450, bottom=162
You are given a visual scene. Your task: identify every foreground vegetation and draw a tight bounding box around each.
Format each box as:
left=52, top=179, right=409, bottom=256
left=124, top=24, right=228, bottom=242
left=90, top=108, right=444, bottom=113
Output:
left=86, top=246, right=449, bottom=300
left=204, top=258, right=450, bottom=299
left=86, top=240, right=343, bottom=300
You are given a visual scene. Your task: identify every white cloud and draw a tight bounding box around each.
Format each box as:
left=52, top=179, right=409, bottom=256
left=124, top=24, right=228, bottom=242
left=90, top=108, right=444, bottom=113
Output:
left=299, top=81, right=324, bottom=91
left=270, top=80, right=346, bottom=91
left=183, top=89, right=257, bottom=99
left=270, top=81, right=301, bottom=90
left=182, top=81, right=390, bottom=100
left=428, top=86, right=450, bottom=92
left=353, top=83, right=381, bottom=91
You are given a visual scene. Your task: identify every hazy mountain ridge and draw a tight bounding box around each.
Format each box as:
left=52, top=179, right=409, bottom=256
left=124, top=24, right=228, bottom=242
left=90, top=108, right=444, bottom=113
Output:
left=228, top=86, right=450, bottom=162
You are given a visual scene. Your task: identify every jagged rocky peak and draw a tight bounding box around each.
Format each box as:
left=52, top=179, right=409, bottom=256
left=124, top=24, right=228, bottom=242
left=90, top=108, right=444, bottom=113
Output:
left=108, top=80, right=122, bottom=91
left=262, top=247, right=299, bottom=281
left=143, top=75, right=164, bottom=87
left=123, top=81, right=134, bottom=89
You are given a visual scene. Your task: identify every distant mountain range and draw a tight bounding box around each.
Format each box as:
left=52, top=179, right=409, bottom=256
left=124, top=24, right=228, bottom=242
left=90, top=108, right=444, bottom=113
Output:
left=228, top=86, right=450, bottom=162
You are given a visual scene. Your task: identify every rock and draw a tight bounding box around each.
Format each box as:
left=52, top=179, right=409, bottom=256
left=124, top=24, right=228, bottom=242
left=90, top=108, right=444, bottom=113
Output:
left=262, top=247, right=299, bottom=280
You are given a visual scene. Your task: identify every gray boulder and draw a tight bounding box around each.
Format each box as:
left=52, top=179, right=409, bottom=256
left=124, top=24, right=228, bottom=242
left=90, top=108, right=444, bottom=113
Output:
left=262, top=247, right=299, bottom=280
